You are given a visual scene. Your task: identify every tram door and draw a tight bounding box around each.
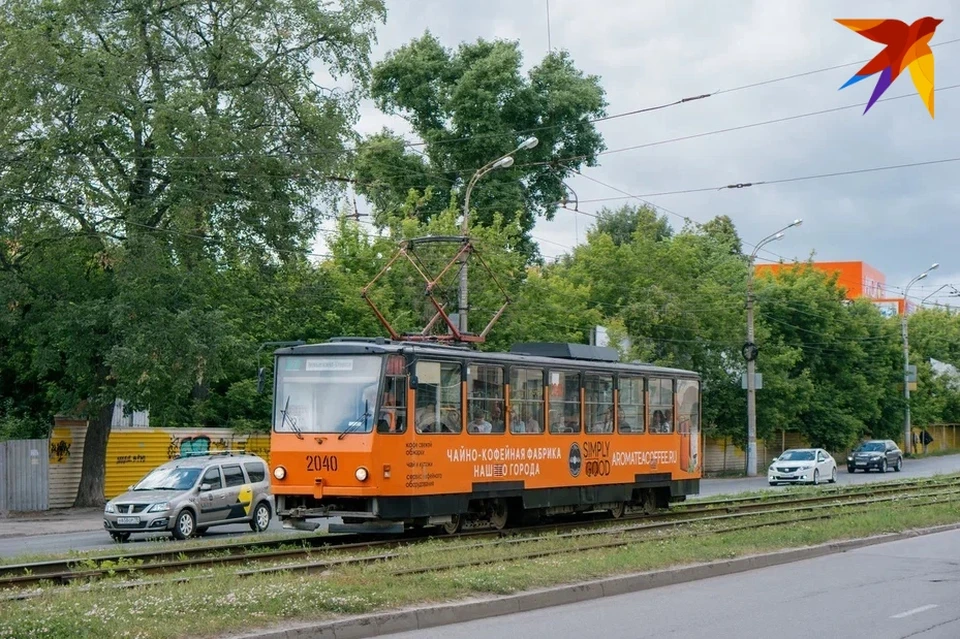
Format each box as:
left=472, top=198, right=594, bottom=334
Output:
left=376, top=355, right=412, bottom=479
left=678, top=380, right=700, bottom=473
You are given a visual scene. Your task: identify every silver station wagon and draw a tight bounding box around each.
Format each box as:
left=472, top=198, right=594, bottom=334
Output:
left=103, top=451, right=274, bottom=542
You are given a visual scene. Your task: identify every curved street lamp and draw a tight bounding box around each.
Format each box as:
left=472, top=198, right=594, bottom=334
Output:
left=458, top=136, right=539, bottom=334
left=745, top=219, right=802, bottom=477
left=903, top=262, right=939, bottom=454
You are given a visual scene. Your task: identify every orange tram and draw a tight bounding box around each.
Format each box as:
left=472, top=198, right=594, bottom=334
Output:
left=268, top=337, right=702, bottom=534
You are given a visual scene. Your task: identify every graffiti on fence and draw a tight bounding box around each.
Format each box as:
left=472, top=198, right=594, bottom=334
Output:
left=49, top=439, right=71, bottom=463
left=165, top=433, right=269, bottom=460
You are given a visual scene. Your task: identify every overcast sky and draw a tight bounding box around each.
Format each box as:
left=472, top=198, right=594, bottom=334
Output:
left=314, top=0, right=960, bottom=308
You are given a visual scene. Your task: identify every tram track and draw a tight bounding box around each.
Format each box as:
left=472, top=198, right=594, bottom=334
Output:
left=3, top=476, right=957, bottom=596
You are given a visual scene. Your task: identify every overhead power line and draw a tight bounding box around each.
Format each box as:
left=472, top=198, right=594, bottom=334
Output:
left=519, top=83, right=960, bottom=170
left=574, top=155, right=960, bottom=203
left=400, top=36, right=960, bottom=150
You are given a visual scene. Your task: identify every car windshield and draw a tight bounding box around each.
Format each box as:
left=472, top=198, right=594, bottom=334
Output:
left=133, top=466, right=202, bottom=491
left=779, top=450, right=815, bottom=461
left=273, top=355, right=382, bottom=434
left=857, top=442, right=886, bottom=452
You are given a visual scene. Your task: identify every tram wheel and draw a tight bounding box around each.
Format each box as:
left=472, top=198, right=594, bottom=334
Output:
left=489, top=499, right=509, bottom=530
left=609, top=501, right=626, bottom=519
left=641, top=490, right=658, bottom=515
left=442, top=514, right=463, bottom=535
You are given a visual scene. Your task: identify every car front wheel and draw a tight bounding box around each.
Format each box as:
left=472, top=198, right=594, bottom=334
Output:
left=880, top=459, right=887, bottom=473
left=830, top=467, right=837, bottom=483
left=250, top=502, right=271, bottom=532
left=109, top=532, right=130, bottom=543
left=895, top=457, right=903, bottom=472
left=172, top=509, right=196, bottom=540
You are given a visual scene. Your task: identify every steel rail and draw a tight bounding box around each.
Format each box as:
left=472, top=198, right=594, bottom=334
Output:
left=3, top=476, right=958, bottom=590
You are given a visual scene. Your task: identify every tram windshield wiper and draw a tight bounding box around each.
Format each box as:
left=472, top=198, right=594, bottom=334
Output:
left=339, top=399, right=370, bottom=440
left=279, top=395, right=303, bottom=440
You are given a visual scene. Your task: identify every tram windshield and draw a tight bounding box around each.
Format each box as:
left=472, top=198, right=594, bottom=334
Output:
left=273, top=355, right=382, bottom=434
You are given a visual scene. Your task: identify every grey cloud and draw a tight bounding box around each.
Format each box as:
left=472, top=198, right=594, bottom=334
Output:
left=316, top=0, right=960, bottom=306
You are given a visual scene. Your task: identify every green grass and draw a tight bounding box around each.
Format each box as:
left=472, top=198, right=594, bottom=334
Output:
left=2, top=495, right=959, bottom=639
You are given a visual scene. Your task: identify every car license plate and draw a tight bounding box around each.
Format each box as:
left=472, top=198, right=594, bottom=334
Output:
left=117, top=516, right=139, bottom=525
left=856, top=462, right=866, bottom=466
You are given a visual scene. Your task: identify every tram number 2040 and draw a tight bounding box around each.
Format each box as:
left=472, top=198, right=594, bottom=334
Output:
left=306, top=455, right=339, bottom=472
left=584, top=460, right=611, bottom=477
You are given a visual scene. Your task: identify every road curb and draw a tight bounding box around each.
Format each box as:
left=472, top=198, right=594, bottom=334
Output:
left=228, top=521, right=960, bottom=639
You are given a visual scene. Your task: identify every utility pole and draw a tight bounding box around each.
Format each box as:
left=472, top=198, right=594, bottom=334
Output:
left=744, top=219, right=802, bottom=477
left=902, top=263, right=939, bottom=455
left=458, top=137, right=538, bottom=335
left=745, top=264, right=758, bottom=475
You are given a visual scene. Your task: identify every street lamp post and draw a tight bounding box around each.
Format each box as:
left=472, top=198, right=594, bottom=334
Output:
left=903, top=262, right=939, bottom=455
left=458, top=136, right=538, bottom=334
left=744, top=219, right=803, bottom=477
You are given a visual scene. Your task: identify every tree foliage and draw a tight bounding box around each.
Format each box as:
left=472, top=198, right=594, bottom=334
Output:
left=6, top=7, right=960, bottom=495
left=0, top=0, right=386, bottom=504
left=352, top=32, right=607, bottom=253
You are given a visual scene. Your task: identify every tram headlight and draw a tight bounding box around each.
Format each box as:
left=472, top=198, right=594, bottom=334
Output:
left=355, top=467, right=369, bottom=482
left=273, top=466, right=287, bottom=480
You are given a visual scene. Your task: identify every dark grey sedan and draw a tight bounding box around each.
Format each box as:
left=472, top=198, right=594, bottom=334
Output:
left=846, top=440, right=903, bottom=473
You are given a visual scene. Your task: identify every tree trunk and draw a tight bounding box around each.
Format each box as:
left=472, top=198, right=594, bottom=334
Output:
left=73, top=402, right=115, bottom=507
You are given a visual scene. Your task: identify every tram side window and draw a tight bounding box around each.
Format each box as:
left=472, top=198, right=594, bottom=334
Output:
left=510, top=368, right=543, bottom=434
left=548, top=370, right=581, bottom=434
left=467, top=364, right=504, bottom=434
left=618, top=376, right=645, bottom=434
left=584, top=373, right=614, bottom=433
left=378, top=355, right=407, bottom=434
left=414, top=361, right=462, bottom=434
left=649, top=378, right=674, bottom=433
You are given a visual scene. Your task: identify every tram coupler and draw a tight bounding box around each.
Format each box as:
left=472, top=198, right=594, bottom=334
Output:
left=282, top=518, right=320, bottom=532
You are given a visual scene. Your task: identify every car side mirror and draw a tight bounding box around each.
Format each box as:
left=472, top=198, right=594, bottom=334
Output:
left=200, top=483, right=212, bottom=492
left=770, top=457, right=778, bottom=463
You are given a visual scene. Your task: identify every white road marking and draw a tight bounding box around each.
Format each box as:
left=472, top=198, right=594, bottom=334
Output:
left=891, top=604, right=938, bottom=619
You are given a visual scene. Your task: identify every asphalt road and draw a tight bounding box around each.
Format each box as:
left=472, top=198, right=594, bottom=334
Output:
left=0, top=519, right=296, bottom=559
left=380, top=527, right=960, bottom=639
left=696, top=452, right=960, bottom=497
left=2, top=453, right=959, bottom=559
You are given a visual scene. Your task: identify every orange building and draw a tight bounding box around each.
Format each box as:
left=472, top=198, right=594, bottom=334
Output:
left=754, top=260, right=909, bottom=316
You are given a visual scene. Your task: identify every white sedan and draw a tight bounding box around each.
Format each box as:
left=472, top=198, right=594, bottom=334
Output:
left=768, top=448, right=838, bottom=486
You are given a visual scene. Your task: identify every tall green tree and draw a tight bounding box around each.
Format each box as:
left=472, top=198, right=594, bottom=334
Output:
left=557, top=209, right=749, bottom=441
left=0, top=0, right=385, bottom=505
left=592, top=204, right=673, bottom=247
left=353, top=33, right=607, bottom=253
left=753, top=265, right=903, bottom=450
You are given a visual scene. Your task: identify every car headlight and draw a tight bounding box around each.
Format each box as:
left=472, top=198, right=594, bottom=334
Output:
left=104, top=503, right=116, bottom=513
left=847, top=456, right=853, bottom=462
left=273, top=466, right=286, bottom=480
left=146, top=502, right=170, bottom=513
left=355, top=467, right=369, bottom=482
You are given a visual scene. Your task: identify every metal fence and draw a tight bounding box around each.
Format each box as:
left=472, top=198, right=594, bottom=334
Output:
left=704, top=424, right=960, bottom=476
left=0, top=438, right=49, bottom=514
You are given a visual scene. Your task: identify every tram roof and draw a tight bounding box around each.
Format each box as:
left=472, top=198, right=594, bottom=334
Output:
left=274, top=337, right=699, bottom=378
